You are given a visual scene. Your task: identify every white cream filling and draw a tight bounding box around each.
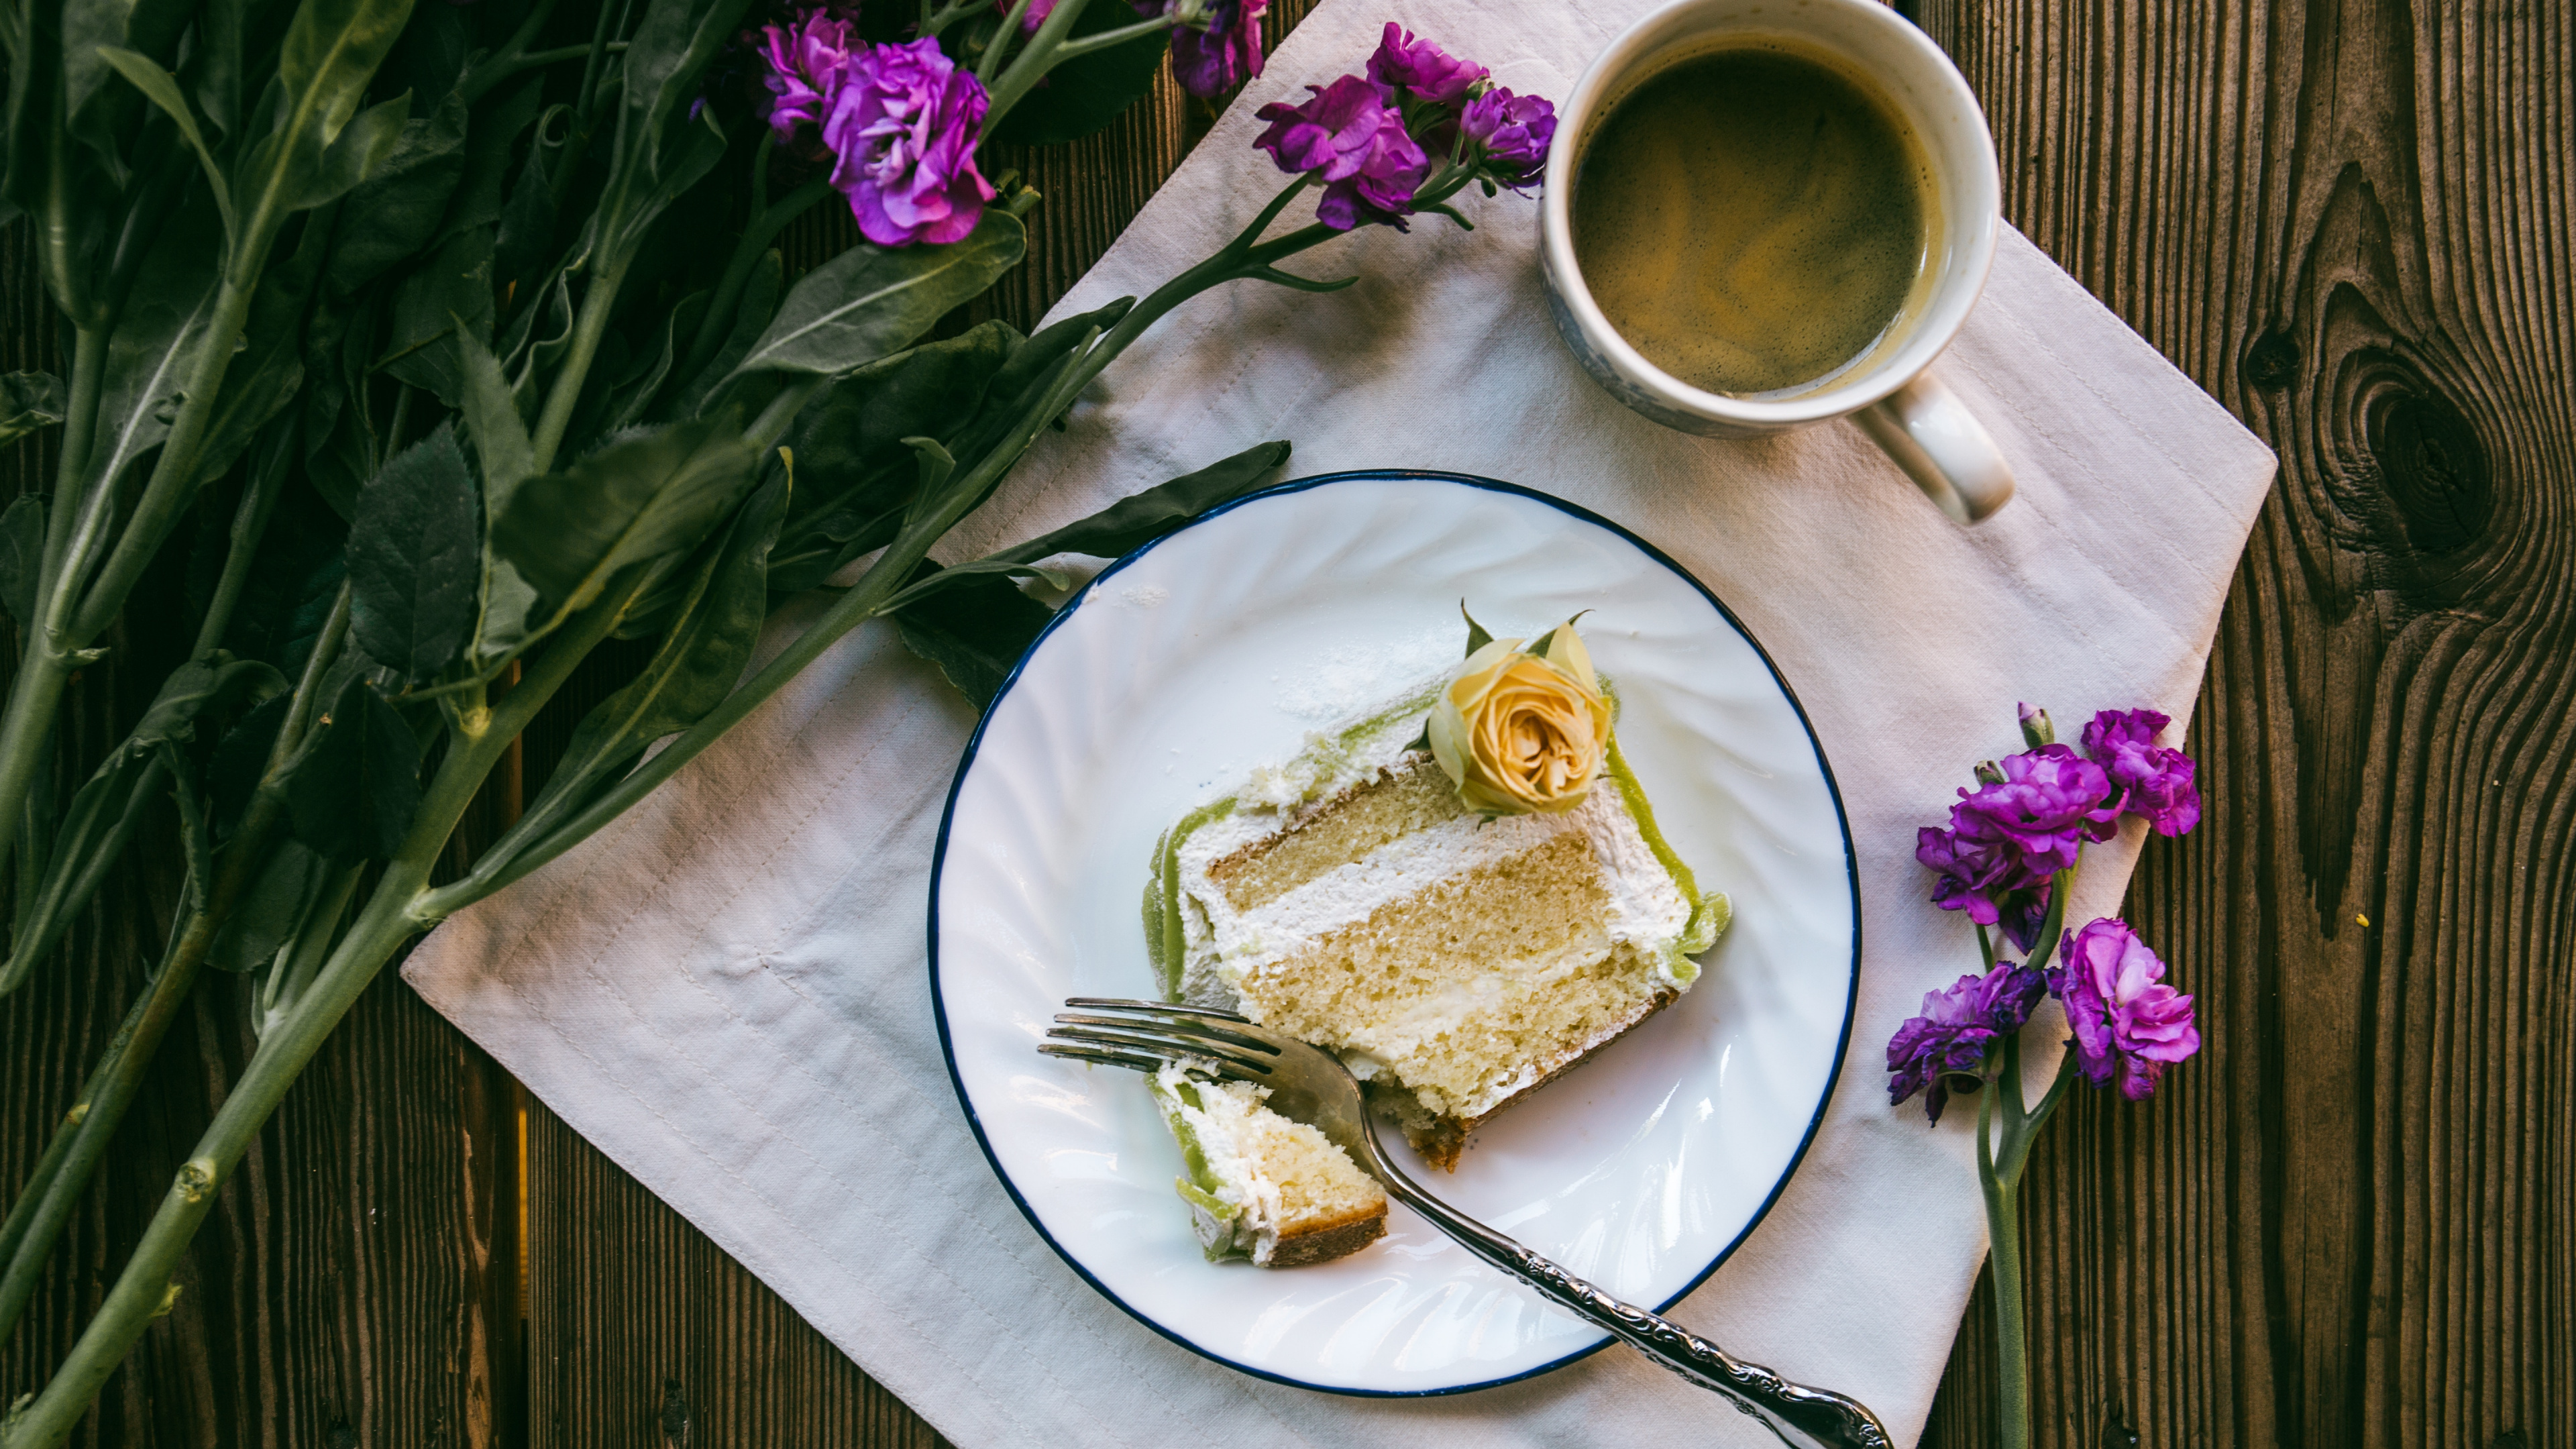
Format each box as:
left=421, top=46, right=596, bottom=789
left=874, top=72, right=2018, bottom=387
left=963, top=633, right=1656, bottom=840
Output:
left=1175, top=768, right=1697, bottom=1025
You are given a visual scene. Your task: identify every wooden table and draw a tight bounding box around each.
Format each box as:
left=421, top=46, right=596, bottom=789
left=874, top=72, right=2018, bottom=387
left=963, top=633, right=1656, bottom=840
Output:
left=2, top=1, right=2565, bottom=1444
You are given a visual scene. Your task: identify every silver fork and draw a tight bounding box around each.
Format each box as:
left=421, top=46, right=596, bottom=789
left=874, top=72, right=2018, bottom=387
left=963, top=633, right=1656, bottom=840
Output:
left=1042, top=999, right=1893, bottom=1449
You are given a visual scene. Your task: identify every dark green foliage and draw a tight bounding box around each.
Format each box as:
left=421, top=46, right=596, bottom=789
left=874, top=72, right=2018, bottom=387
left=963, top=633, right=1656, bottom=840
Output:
left=347, top=422, right=479, bottom=684
left=894, top=564, right=1057, bottom=710
left=494, top=417, right=763, bottom=616
left=280, top=671, right=420, bottom=861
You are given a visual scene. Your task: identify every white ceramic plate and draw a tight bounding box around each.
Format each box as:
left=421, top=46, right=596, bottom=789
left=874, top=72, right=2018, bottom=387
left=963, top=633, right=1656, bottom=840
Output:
left=930, top=472, right=1857, bottom=1395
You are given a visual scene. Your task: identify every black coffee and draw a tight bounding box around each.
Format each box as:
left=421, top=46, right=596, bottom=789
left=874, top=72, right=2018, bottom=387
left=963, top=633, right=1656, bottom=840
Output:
left=1573, top=45, right=1933, bottom=397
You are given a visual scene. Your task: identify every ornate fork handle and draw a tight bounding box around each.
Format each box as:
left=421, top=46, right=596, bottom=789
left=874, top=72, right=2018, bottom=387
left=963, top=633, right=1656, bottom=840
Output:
left=1376, top=1167, right=1892, bottom=1449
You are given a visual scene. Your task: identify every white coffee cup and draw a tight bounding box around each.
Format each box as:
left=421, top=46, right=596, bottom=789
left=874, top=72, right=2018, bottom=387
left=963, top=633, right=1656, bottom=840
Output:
left=1538, top=0, right=2015, bottom=523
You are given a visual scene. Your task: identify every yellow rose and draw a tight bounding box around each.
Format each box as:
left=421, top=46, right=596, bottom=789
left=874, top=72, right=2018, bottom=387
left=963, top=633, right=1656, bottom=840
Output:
left=1426, top=623, right=1612, bottom=815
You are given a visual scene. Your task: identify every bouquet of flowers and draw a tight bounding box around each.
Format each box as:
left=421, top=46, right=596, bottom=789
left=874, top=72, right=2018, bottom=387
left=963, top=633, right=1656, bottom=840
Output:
left=0, top=1, right=1553, bottom=1438
left=1894, top=703, right=2204, bottom=1448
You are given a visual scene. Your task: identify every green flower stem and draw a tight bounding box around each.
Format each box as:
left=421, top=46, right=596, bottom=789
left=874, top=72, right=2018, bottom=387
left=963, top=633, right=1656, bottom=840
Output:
left=0, top=586, right=348, bottom=1345
left=1975, top=1058, right=2030, bottom=1449
left=979, top=0, right=1040, bottom=81
left=0, top=582, right=628, bottom=1449
left=983, top=0, right=1100, bottom=130
left=1973, top=850, right=2084, bottom=1449
left=70, top=273, right=258, bottom=641
left=1049, top=13, right=1183, bottom=62
left=530, top=262, right=631, bottom=474
left=458, top=0, right=570, bottom=105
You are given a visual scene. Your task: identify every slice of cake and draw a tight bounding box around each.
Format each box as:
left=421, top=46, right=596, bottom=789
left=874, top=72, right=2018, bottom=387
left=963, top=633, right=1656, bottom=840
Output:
left=1142, top=616, right=1727, bottom=1172
left=1148, top=1063, right=1389, bottom=1267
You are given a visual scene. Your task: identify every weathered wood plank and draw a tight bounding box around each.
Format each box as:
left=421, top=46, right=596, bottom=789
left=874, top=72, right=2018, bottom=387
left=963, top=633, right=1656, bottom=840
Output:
left=1913, top=1, right=2576, bottom=1446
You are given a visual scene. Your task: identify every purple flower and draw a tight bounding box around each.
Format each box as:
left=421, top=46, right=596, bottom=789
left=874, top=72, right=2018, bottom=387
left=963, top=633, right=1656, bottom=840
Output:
left=996, top=0, right=1059, bottom=32
left=1252, top=74, right=1430, bottom=230
left=1462, top=85, right=1555, bottom=187
left=2080, top=708, right=2201, bottom=837
left=1917, top=745, right=2119, bottom=943
left=1366, top=22, right=1485, bottom=103
left=1164, top=0, right=1269, bottom=99
left=820, top=37, right=998, bottom=247
left=2050, top=918, right=2200, bottom=1099
left=758, top=11, right=860, bottom=142
left=1887, top=961, right=2048, bottom=1124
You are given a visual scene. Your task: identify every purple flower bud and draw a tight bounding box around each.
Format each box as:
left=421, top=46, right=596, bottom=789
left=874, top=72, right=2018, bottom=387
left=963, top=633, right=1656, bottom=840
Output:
left=1460, top=85, right=1555, bottom=188
left=2049, top=918, right=2200, bottom=1099
left=1886, top=960, right=2047, bottom=1124
left=2080, top=708, right=2201, bottom=837
left=1252, top=74, right=1431, bottom=230
left=1164, top=0, right=1269, bottom=99
left=1366, top=22, right=1486, bottom=104
left=2018, top=700, right=2053, bottom=748
left=820, top=37, right=998, bottom=247
left=758, top=11, right=861, bottom=142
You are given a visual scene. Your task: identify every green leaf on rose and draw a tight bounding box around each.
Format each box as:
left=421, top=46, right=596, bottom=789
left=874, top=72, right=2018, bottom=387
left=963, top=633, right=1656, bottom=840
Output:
left=348, top=422, right=480, bottom=684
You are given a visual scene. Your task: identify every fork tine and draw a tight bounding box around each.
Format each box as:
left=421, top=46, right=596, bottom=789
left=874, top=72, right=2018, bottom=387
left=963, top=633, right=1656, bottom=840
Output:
left=1052, top=1010, right=1280, bottom=1056
left=1036, top=1043, right=1166, bottom=1074
left=1044, top=1024, right=1275, bottom=1077
left=1063, top=996, right=1251, bottom=1024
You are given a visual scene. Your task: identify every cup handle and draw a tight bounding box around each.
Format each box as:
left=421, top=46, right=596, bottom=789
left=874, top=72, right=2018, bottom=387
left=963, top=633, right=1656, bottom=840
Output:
left=1853, top=370, right=2015, bottom=523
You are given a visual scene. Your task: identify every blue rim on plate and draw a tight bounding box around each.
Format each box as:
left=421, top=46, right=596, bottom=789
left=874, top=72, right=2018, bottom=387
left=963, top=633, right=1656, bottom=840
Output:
left=927, top=469, right=1862, bottom=1397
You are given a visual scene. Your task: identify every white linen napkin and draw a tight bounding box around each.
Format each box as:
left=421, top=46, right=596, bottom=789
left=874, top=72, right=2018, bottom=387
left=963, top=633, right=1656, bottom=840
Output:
left=402, top=0, right=2277, bottom=1442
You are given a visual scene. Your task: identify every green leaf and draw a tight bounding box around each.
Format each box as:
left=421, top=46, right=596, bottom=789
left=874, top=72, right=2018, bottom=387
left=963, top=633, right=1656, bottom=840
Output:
left=985, top=441, right=1290, bottom=566
left=93, top=46, right=237, bottom=244
left=730, top=211, right=1026, bottom=378
left=325, top=86, right=468, bottom=297
left=0, top=371, right=61, bottom=449
left=221, top=472, right=347, bottom=676
left=0, top=496, right=42, bottom=627
left=455, top=327, right=533, bottom=514
left=0, top=653, right=286, bottom=991
left=438, top=73, right=542, bottom=250
left=191, top=205, right=333, bottom=488
left=668, top=249, right=781, bottom=419
left=348, top=422, right=479, bottom=684
left=895, top=563, right=1056, bottom=710
left=1462, top=604, right=1492, bottom=656
left=379, top=223, right=494, bottom=406
left=509, top=473, right=787, bottom=859
left=207, top=839, right=331, bottom=971
left=280, top=672, right=421, bottom=861
left=83, top=201, right=221, bottom=495
left=988, top=1, right=1171, bottom=148
left=231, top=0, right=418, bottom=240
left=0, top=749, right=168, bottom=994
left=208, top=692, right=290, bottom=837
left=765, top=320, right=1017, bottom=594
left=623, top=0, right=757, bottom=168
left=494, top=417, right=763, bottom=617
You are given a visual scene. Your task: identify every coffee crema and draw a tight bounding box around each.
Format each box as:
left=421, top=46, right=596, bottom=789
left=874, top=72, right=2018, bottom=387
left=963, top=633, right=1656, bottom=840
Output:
left=1572, top=44, right=1933, bottom=398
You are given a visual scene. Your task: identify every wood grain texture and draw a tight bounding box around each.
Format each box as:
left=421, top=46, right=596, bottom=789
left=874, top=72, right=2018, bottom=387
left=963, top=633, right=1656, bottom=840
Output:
left=1910, top=1, right=2575, bottom=1446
